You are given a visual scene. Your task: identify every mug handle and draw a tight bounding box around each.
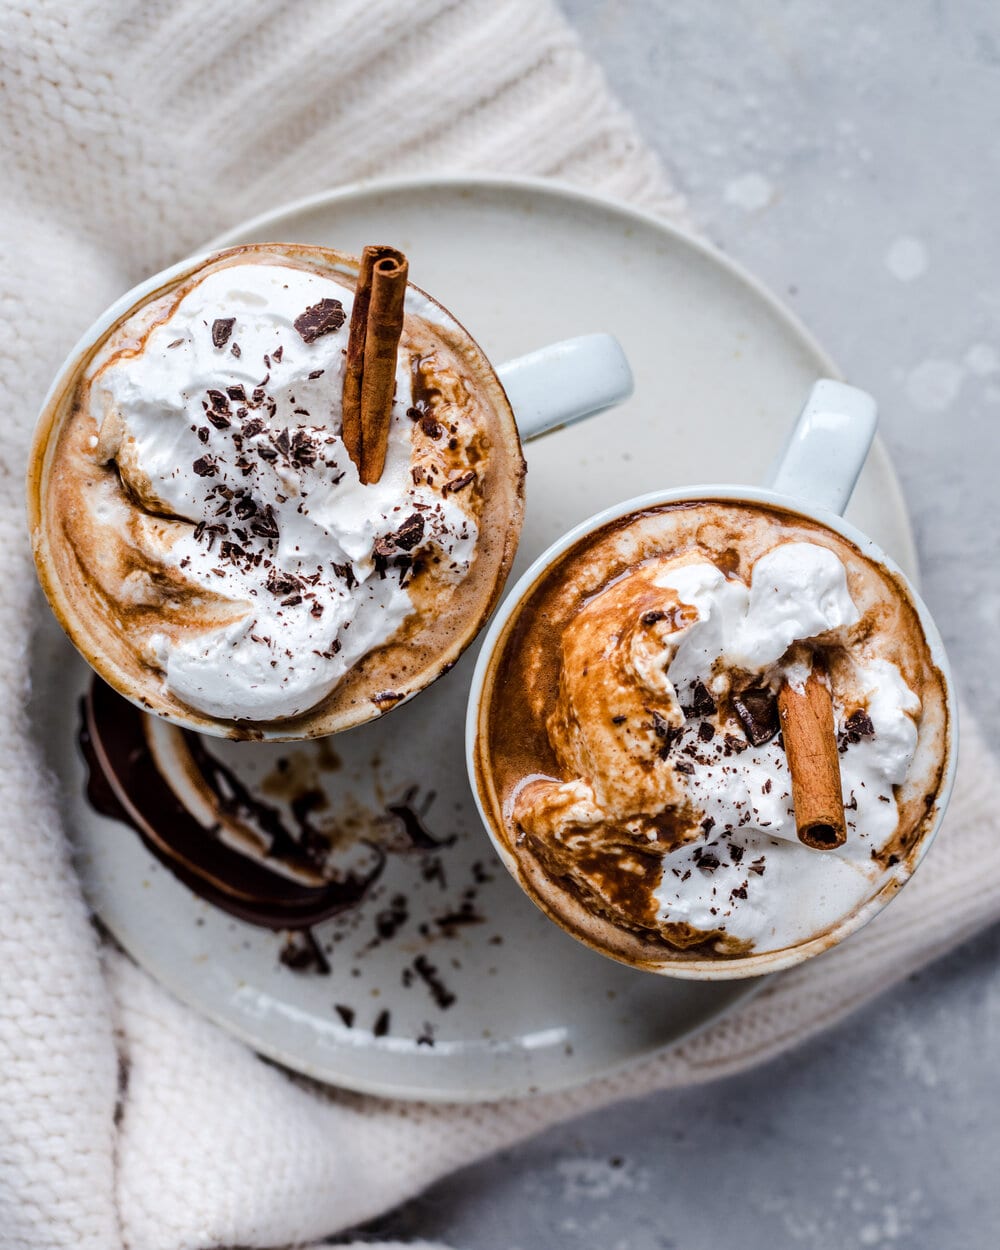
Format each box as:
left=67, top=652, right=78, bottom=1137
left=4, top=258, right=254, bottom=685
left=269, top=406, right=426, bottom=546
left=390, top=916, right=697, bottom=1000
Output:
left=496, top=334, right=634, bottom=441
left=767, top=379, right=879, bottom=517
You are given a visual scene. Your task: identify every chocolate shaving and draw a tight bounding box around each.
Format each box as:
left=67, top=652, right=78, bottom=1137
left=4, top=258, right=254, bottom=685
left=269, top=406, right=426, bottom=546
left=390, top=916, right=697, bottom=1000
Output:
left=249, top=506, right=279, bottom=539
left=290, top=430, right=317, bottom=468
left=683, top=680, right=716, bottom=719
left=211, top=318, right=235, bottom=349
left=270, top=578, right=303, bottom=612
left=649, top=709, right=681, bottom=759
left=374, top=894, right=409, bottom=941
left=294, top=298, right=346, bottom=343
left=279, top=929, right=330, bottom=974
left=419, top=414, right=443, bottom=439
left=192, top=456, right=217, bottom=477
left=733, top=686, right=780, bottom=746
left=219, top=540, right=247, bottom=566
left=839, top=708, right=876, bottom=750
left=413, top=955, right=456, bottom=1010
left=193, top=520, right=226, bottom=550
left=373, top=512, right=425, bottom=558
left=442, top=469, right=476, bottom=495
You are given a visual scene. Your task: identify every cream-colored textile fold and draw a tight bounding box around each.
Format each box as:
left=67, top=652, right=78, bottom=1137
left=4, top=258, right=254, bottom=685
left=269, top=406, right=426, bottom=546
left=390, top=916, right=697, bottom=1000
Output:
left=0, top=3, right=995, bottom=1249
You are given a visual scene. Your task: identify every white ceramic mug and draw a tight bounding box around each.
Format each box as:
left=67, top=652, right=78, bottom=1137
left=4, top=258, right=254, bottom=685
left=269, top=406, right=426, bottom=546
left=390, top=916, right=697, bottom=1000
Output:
left=28, top=244, right=633, bottom=740
left=466, top=379, right=959, bottom=979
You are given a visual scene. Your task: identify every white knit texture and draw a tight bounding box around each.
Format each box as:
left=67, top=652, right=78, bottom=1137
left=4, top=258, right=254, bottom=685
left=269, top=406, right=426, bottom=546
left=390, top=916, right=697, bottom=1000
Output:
left=0, top=3, right=996, bottom=1249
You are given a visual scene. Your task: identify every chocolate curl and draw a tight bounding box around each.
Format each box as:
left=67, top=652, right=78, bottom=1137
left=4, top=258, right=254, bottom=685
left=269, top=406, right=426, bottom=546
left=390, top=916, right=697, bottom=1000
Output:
left=777, top=661, right=847, bottom=850
left=342, top=245, right=408, bottom=485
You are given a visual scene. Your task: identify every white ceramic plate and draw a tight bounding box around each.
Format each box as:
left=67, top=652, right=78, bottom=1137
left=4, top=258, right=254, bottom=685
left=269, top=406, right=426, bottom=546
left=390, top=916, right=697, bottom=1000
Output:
left=33, top=176, right=917, bottom=1102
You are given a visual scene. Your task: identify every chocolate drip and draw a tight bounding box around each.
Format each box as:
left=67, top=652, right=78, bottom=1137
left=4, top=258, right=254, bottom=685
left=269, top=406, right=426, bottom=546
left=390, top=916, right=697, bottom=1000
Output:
left=78, top=679, right=384, bottom=929
left=385, top=786, right=455, bottom=850
left=184, top=735, right=328, bottom=873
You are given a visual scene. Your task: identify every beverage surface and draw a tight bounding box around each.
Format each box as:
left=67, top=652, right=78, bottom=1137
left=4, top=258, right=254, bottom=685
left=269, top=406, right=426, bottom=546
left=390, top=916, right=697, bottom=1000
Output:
left=479, top=501, right=950, bottom=961
left=35, top=245, right=524, bottom=733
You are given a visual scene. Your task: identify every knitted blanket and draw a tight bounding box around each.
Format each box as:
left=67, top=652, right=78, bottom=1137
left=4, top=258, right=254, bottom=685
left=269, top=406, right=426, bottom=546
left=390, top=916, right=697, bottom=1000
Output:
left=1, top=3, right=996, bottom=1248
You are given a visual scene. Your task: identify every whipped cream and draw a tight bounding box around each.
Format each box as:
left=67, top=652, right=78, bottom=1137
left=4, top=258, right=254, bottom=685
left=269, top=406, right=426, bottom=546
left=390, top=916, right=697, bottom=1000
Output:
left=514, top=541, right=922, bottom=953
left=89, top=261, right=479, bottom=721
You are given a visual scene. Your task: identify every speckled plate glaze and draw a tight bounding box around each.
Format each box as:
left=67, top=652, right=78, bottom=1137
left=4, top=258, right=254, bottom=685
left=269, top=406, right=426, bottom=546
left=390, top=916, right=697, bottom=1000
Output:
left=32, top=176, right=918, bottom=1101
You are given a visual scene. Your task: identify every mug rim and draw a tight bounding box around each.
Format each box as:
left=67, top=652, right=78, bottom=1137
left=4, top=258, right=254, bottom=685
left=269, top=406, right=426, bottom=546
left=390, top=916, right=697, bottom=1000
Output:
left=27, top=242, right=527, bottom=741
left=465, top=483, right=959, bottom=981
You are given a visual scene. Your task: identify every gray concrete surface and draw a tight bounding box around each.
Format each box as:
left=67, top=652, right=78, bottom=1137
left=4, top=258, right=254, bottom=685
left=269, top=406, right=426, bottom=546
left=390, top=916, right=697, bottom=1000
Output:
left=360, top=3, right=1000, bottom=1247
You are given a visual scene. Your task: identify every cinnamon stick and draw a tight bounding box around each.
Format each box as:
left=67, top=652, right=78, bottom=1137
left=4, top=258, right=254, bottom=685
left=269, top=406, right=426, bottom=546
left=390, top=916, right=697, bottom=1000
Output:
left=777, top=662, right=847, bottom=850
left=342, top=244, right=408, bottom=484
left=340, top=249, right=380, bottom=468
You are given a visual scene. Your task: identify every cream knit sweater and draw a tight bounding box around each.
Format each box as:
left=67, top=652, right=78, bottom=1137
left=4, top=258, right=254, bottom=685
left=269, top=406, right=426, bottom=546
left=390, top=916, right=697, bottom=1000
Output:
left=1, top=3, right=997, bottom=1249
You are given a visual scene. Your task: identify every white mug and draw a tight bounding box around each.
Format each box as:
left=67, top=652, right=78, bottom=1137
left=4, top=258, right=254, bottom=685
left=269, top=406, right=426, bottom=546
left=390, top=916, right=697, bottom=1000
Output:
left=466, top=380, right=959, bottom=979
left=27, top=244, right=633, bottom=740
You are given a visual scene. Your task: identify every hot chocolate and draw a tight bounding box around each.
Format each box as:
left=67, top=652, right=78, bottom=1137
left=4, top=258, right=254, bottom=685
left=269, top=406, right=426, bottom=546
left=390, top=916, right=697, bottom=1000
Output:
left=473, top=499, right=951, bottom=967
left=29, top=244, right=525, bottom=737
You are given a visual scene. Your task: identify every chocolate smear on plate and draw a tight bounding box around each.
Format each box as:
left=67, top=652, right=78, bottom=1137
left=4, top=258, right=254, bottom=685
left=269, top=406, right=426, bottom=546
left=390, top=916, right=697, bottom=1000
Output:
left=279, top=929, right=331, bottom=974
left=78, top=679, right=385, bottom=929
